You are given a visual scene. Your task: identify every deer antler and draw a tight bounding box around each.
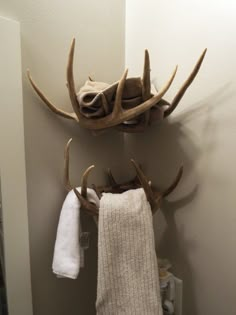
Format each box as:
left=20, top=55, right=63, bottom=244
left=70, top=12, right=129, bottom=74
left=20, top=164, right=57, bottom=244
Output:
left=28, top=38, right=206, bottom=132
left=64, top=139, right=183, bottom=215
left=115, top=49, right=207, bottom=132
left=164, top=48, right=207, bottom=118
left=64, top=138, right=98, bottom=215
left=27, top=70, right=78, bottom=121
left=64, top=38, right=178, bottom=130
left=27, top=38, right=183, bottom=132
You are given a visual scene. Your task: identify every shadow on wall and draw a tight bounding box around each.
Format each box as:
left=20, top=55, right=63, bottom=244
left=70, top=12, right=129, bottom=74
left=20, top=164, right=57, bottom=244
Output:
left=124, top=83, right=231, bottom=315
left=123, top=105, right=203, bottom=315
left=157, top=190, right=198, bottom=315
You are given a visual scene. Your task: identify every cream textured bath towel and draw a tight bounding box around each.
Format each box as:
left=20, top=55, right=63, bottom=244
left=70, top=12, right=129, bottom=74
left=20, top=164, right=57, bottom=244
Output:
left=96, top=188, right=163, bottom=315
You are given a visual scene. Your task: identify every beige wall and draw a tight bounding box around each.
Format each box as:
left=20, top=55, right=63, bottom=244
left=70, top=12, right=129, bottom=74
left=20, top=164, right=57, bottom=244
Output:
left=0, top=1, right=125, bottom=314
left=126, top=1, right=236, bottom=315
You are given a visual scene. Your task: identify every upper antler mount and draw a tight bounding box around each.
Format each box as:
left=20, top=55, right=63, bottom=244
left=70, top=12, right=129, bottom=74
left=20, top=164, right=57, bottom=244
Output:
left=27, top=38, right=207, bottom=134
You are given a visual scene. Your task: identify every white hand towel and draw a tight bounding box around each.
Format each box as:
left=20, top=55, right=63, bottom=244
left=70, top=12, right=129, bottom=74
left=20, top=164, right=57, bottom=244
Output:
left=96, top=188, right=163, bottom=315
left=52, top=187, right=99, bottom=279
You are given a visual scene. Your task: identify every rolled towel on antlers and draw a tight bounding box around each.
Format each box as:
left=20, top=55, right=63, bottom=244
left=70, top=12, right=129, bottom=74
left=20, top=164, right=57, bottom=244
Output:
left=64, top=138, right=183, bottom=215
left=27, top=38, right=207, bottom=133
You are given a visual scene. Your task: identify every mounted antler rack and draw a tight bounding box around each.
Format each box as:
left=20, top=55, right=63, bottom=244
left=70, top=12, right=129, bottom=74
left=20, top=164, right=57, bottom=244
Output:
left=64, top=139, right=183, bottom=215
left=27, top=38, right=207, bottom=133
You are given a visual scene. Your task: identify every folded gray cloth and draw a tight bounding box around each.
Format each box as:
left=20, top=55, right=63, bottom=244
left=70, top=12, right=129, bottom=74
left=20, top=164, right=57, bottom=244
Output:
left=77, top=78, right=143, bottom=119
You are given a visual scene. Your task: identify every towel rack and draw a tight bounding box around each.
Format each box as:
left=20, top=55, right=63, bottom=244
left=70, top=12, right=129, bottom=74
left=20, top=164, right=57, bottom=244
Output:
left=27, top=38, right=206, bottom=134
left=64, top=139, right=183, bottom=215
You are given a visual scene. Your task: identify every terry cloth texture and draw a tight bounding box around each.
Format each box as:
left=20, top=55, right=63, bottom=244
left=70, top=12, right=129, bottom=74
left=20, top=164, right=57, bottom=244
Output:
left=96, top=188, right=163, bottom=315
left=52, top=188, right=99, bottom=279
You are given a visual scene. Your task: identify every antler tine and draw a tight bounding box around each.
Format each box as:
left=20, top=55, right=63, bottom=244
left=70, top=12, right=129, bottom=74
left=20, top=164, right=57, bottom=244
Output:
left=64, top=138, right=98, bottom=215
left=64, top=137, right=95, bottom=198
left=162, top=166, right=183, bottom=197
left=164, top=49, right=207, bottom=118
left=112, top=69, right=128, bottom=116
left=27, top=70, right=77, bottom=121
left=73, top=188, right=99, bottom=216
left=115, top=66, right=178, bottom=124
left=64, top=138, right=73, bottom=191
left=67, top=38, right=82, bottom=119
left=81, top=165, right=95, bottom=198
left=107, top=168, right=118, bottom=186
left=142, top=49, right=151, bottom=101
left=130, top=159, right=157, bottom=212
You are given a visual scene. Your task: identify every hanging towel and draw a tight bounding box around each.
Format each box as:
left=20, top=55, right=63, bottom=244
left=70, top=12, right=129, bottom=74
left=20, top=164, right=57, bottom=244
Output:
left=96, top=188, right=163, bottom=315
left=52, top=187, right=99, bottom=279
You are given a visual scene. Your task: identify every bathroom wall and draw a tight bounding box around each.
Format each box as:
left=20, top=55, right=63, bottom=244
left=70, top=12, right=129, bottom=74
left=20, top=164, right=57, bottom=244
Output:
left=126, top=1, right=236, bottom=315
left=0, top=1, right=125, bottom=314
left=1, top=1, right=235, bottom=314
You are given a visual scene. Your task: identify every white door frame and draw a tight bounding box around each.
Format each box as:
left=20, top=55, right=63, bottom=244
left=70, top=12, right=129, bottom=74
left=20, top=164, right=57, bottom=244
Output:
left=0, top=16, right=33, bottom=315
